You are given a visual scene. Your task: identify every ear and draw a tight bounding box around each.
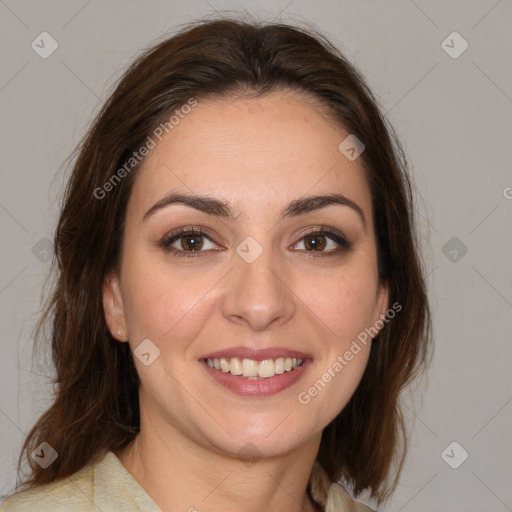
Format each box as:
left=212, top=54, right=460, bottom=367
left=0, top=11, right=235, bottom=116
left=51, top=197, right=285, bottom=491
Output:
left=103, top=271, right=128, bottom=342
left=371, top=281, right=390, bottom=338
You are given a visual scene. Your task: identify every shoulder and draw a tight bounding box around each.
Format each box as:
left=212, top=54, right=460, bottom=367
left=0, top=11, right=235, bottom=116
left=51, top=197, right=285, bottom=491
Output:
left=326, top=481, right=376, bottom=512
left=309, top=462, right=377, bottom=512
left=0, top=462, right=97, bottom=511
left=354, top=502, right=376, bottom=512
left=1, top=451, right=160, bottom=512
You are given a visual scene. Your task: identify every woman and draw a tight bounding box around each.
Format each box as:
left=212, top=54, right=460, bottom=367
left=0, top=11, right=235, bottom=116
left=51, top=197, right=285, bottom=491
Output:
left=1, top=17, right=432, bottom=512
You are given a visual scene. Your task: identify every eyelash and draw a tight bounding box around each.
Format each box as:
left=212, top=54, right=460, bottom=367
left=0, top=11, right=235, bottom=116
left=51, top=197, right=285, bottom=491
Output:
left=158, top=225, right=353, bottom=259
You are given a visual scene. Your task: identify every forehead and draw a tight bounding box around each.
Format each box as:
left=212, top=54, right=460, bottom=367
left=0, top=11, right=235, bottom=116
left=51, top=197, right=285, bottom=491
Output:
left=128, top=91, right=372, bottom=222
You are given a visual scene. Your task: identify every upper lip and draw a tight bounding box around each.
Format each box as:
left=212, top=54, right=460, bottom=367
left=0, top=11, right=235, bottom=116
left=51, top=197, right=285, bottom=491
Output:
left=200, top=347, right=312, bottom=361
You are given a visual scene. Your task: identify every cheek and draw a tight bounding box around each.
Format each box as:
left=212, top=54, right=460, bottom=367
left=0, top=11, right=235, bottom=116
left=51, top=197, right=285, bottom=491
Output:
left=301, top=259, right=378, bottom=415
left=294, top=259, right=379, bottom=345
left=121, top=251, right=220, bottom=345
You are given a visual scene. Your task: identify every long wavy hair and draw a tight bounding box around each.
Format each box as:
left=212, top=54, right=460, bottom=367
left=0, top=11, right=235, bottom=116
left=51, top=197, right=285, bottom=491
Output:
left=10, top=16, right=432, bottom=506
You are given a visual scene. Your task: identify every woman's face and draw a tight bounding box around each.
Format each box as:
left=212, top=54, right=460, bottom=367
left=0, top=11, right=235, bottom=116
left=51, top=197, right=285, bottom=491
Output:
left=104, top=91, right=388, bottom=459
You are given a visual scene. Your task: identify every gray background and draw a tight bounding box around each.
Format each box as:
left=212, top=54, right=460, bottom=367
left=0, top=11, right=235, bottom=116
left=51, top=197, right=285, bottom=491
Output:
left=1, top=1, right=511, bottom=510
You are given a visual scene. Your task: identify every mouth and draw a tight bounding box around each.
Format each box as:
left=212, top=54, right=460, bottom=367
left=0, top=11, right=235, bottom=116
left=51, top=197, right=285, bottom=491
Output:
left=203, top=356, right=305, bottom=379
left=199, top=349, right=312, bottom=397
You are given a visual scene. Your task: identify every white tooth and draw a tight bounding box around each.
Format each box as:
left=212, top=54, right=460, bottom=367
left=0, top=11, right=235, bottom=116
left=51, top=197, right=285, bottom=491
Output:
left=274, top=357, right=285, bottom=374
left=258, top=359, right=276, bottom=378
left=242, top=359, right=259, bottom=377
left=230, top=357, right=242, bottom=375
left=212, top=356, right=304, bottom=377
left=220, top=358, right=230, bottom=372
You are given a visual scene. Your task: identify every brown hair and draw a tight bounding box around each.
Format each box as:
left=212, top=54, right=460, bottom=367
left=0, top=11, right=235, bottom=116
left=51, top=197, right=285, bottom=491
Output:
left=11, top=16, right=432, bottom=505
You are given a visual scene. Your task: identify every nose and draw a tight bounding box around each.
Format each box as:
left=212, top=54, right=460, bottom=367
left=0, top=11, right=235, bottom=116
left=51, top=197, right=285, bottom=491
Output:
left=221, top=241, right=296, bottom=331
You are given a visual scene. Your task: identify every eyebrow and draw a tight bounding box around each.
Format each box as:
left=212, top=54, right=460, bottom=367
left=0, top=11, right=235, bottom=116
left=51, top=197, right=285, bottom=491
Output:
left=143, top=192, right=366, bottom=230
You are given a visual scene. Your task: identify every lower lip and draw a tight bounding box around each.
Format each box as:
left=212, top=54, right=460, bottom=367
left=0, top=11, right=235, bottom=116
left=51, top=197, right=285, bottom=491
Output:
left=200, top=359, right=312, bottom=397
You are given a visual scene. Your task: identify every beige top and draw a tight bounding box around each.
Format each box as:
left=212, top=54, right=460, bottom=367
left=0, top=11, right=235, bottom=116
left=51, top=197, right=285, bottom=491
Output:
left=1, top=451, right=375, bottom=511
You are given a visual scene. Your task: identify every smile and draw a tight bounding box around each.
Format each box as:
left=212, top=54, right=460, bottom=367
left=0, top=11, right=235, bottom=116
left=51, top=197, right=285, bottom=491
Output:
left=205, top=357, right=304, bottom=379
left=200, top=357, right=312, bottom=397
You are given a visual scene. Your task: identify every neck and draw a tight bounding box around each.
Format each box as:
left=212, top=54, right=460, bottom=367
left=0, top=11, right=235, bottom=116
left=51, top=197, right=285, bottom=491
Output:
left=115, top=408, right=323, bottom=512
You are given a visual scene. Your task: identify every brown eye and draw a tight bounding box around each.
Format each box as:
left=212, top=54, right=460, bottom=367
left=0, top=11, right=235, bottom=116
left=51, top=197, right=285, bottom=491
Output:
left=179, top=233, right=204, bottom=251
left=160, top=229, right=219, bottom=257
left=293, top=229, right=352, bottom=255
left=303, top=233, right=327, bottom=251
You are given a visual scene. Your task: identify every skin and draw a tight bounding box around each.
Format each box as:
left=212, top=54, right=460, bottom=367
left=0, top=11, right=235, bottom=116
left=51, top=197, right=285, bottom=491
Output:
left=103, top=90, right=388, bottom=512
